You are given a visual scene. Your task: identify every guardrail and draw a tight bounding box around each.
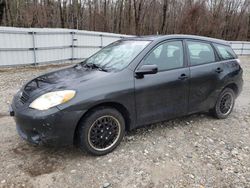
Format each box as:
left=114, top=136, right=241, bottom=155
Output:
left=0, top=27, right=129, bottom=66
left=229, top=41, right=250, bottom=56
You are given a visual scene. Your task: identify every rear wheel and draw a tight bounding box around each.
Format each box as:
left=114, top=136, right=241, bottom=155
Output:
left=77, top=107, right=125, bottom=155
left=211, top=88, right=235, bottom=119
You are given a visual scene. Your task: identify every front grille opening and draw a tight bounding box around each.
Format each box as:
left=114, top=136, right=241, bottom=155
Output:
left=20, top=92, right=29, bottom=104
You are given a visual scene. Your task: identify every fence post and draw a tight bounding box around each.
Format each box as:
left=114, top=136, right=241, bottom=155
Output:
left=71, top=31, right=75, bottom=62
left=31, top=31, right=37, bottom=65
left=241, top=42, right=244, bottom=56
left=100, top=34, right=103, bottom=48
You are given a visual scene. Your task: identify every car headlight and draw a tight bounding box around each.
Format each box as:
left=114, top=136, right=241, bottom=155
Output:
left=29, top=90, right=76, bottom=110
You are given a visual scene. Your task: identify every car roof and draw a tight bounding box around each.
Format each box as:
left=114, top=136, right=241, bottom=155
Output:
left=123, top=34, right=229, bottom=46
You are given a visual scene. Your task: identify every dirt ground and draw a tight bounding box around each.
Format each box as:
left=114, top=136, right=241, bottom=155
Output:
left=0, top=58, right=249, bottom=188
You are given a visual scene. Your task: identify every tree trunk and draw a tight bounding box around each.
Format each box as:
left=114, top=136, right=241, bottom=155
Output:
left=0, top=0, right=5, bottom=25
left=133, top=0, right=142, bottom=35
left=128, top=0, right=131, bottom=33
left=247, top=13, right=250, bottom=40
left=88, top=0, right=92, bottom=30
left=59, top=0, right=65, bottom=28
left=161, top=0, right=168, bottom=34
left=118, top=0, right=124, bottom=33
left=72, top=0, right=78, bottom=29
left=4, top=0, right=13, bottom=26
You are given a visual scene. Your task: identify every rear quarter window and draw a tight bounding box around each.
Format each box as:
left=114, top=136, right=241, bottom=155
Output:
left=214, top=44, right=237, bottom=60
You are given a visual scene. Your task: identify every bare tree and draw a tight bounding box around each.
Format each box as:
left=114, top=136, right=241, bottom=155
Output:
left=0, top=0, right=249, bottom=40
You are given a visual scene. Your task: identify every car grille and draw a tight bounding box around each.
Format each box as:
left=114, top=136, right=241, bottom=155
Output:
left=19, top=91, right=29, bottom=104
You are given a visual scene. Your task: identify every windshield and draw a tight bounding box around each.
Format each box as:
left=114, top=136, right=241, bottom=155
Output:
left=83, top=40, right=150, bottom=71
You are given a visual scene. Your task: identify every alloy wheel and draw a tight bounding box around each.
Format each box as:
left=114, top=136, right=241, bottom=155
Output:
left=219, top=93, right=233, bottom=115
left=87, top=115, right=121, bottom=151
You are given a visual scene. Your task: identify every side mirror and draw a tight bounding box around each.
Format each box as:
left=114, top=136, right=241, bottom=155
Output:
left=135, top=64, right=158, bottom=78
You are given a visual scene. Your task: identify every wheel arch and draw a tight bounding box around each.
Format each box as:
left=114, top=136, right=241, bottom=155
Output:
left=73, top=102, right=131, bottom=145
left=223, top=83, right=239, bottom=96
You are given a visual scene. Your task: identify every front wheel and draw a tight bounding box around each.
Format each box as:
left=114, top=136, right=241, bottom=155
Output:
left=77, top=107, right=125, bottom=155
left=211, top=88, right=235, bottom=119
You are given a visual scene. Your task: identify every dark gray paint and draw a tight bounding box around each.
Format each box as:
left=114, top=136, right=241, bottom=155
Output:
left=11, top=35, right=243, bottom=146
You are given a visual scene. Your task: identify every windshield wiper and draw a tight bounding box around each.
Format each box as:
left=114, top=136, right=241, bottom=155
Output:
left=84, top=63, right=108, bottom=72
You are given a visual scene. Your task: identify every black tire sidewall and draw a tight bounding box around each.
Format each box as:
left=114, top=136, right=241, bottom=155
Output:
left=78, top=107, right=125, bottom=155
left=214, top=88, right=235, bottom=119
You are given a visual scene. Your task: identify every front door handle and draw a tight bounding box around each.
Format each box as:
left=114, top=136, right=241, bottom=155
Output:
left=215, top=67, right=223, bottom=73
left=178, top=74, right=188, bottom=80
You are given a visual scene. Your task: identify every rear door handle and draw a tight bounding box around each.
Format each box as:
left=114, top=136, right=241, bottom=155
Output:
left=215, top=67, right=223, bottom=73
left=178, top=74, right=188, bottom=80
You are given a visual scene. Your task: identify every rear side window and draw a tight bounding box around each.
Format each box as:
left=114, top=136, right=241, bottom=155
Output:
left=187, top=41, right=215, bottom=66
left=214, top=44, right=236, bottom=60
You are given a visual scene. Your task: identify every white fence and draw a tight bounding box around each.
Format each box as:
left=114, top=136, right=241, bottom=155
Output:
left=0, top=27, right=129, bottom=66
left=229, top=41, right=250, bottom=56
left=0, top=27, right=249, bottom=67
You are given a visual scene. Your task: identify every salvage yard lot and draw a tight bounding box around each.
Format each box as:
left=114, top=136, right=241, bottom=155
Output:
left=0, top=58, right=250, bottom=188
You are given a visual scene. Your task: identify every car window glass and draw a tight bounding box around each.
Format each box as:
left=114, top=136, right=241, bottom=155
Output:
left=214, top=44, right=236, bottom=60
left=85, top=40, right=150, bottom=71
left=187, top=41, right=215, bottom=65
left=143, top=41, right=184, bottom=71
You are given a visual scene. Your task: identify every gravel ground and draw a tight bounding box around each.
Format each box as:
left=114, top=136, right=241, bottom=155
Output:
left=0, top=58, right=250, bottom=188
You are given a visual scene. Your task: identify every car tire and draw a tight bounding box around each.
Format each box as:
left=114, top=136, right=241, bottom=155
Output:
left=77, top=107, right=125, bottom=156
left=211, top=88, right=235, bottom=119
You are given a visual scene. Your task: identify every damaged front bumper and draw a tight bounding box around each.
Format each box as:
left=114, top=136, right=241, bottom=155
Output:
left=10, top=104, right=83, bottom=146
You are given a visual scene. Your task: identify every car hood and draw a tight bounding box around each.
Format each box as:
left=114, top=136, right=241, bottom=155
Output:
left=23, top=65, right=108, bottom=96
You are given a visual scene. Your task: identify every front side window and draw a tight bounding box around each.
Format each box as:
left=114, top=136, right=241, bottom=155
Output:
left=214, top=44, right=236, bottom=60
left=84, top=40, right=150, bottom=71
left=187, top=41, right=215, bottom=66
left=143, top=41, right=184, bottom=71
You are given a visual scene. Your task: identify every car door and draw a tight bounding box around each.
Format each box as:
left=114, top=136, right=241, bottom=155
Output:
left=134, top=40, right=189, bottom=126
left=186, top=40, right=224, bottom=113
